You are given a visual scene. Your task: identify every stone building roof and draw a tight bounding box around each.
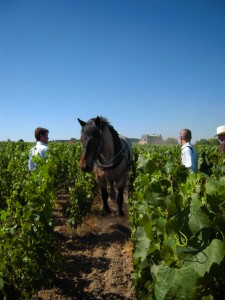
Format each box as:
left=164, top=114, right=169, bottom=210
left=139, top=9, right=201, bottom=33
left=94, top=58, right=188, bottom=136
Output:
left=139, top=134, right=163, bottom=144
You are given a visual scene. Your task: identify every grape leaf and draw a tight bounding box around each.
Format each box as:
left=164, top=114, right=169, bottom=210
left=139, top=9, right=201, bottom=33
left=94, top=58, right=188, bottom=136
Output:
left=154, top=263, right=199, bottom=299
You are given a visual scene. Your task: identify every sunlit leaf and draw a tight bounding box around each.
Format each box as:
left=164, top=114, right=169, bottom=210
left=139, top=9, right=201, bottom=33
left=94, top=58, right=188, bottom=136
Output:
left=188, top=196, right=211, bottom=233
left=188, top=239, right=224, bottom=277
left=133, top=226, right=150, bottom=261
left=154, top=263, right=199, bottom=299
left=205, top=178, right=220, bottom=195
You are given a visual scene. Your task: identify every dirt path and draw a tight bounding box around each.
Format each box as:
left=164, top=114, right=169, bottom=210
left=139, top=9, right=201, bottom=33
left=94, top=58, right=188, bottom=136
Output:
left=33, top=190, right=138, bottom=300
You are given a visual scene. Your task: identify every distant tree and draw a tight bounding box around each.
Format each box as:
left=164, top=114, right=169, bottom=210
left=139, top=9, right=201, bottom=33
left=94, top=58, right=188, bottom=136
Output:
left=129, top=138, right=140, bottom=144
left=208, top=138, right=220, bottom=145
left=195, top=138, right=219, bottom=146
left=164, top=137, right=178, bottom=145
left=195, top=139, right=210, bottom=145
left=18, top=139, right=24, bottom=142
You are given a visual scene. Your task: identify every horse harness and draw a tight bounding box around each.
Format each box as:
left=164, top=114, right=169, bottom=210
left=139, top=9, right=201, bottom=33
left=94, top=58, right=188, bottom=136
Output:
left=95, top=125, right=132, bottom=170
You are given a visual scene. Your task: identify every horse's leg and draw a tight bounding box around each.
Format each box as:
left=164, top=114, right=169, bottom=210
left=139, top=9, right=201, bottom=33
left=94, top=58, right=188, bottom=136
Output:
left=101, top=187, right=111, bottom=214
left=96, top=171, right=111, bottom=214
left=109, top=182, right=116, bottom=201
left=116, top=187, right=124, bottom=216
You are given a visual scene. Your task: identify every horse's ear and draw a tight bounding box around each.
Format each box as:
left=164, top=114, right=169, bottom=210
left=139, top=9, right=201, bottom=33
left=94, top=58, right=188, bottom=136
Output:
left=78, top=118, right=86, bottom=127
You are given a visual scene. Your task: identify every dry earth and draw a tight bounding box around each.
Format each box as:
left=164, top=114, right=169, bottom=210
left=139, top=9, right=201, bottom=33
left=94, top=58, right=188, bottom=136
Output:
left=32, top=189, right=138, bottom=300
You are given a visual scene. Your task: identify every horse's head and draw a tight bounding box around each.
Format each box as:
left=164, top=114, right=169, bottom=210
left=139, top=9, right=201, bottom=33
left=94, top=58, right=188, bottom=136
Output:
left=78, top=117, right=102, bottom=172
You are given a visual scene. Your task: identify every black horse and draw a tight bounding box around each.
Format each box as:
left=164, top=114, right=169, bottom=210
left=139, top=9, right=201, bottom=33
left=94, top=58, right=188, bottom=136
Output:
left=78, top=116, right=133, bottom=216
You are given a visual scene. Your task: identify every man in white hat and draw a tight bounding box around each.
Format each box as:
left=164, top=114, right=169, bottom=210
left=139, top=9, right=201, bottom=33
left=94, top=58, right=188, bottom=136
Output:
left=216, top=125, right=225, bottom=153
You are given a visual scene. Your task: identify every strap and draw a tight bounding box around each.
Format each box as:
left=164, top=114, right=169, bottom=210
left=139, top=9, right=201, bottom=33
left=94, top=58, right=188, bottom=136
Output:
left=186, top=145, right=193, bottom=153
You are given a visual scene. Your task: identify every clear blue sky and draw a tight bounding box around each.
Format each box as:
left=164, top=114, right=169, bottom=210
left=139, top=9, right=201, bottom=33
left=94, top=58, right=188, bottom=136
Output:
left=1, top=0, right=225, bottom=143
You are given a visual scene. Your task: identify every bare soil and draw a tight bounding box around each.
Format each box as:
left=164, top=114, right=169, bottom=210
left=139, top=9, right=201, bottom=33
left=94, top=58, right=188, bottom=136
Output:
left=32, top=189, right=138, bottom=300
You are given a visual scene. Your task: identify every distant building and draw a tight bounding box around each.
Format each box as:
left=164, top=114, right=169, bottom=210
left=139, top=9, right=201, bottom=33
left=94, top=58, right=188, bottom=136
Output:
left=139, top=134, right=163, bottom=145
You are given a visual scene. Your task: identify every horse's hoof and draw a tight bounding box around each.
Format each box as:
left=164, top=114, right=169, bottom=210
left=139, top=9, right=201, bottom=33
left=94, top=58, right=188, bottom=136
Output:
left=103, top=207, right=111, bottom=214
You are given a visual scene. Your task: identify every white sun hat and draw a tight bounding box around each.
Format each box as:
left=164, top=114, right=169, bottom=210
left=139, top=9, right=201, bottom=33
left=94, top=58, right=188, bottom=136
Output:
left=216, top=125, right=225, bottom=136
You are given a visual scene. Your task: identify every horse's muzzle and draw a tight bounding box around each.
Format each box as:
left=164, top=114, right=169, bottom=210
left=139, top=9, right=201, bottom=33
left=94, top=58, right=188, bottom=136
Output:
left=81, top=165, right=92, bottom=172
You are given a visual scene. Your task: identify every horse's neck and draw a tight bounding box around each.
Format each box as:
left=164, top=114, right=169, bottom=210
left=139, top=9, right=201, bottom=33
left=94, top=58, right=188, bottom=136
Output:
left=100, top=127, right=115, bottom=160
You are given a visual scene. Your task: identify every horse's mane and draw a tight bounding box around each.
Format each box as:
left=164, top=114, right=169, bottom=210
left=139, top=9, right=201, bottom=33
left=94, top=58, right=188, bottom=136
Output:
left=107, top=125, right=123, bottom=154
left=90, top=116, right=110, bottom=130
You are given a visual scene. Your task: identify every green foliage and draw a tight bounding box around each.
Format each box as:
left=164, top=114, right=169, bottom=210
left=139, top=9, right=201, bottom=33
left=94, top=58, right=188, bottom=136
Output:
left=66, top=172, right=98, bottom=227
left=196, top=145, right=225, bottom=177
left=195, top=138, right=220, bottom=146
left=1, top=141, right=225, bottom=299
left=0, top=142, right=98, bottom=299
left=129, top=145, right=225, bottom=299
left=0, top=149, right=61, bottom=299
